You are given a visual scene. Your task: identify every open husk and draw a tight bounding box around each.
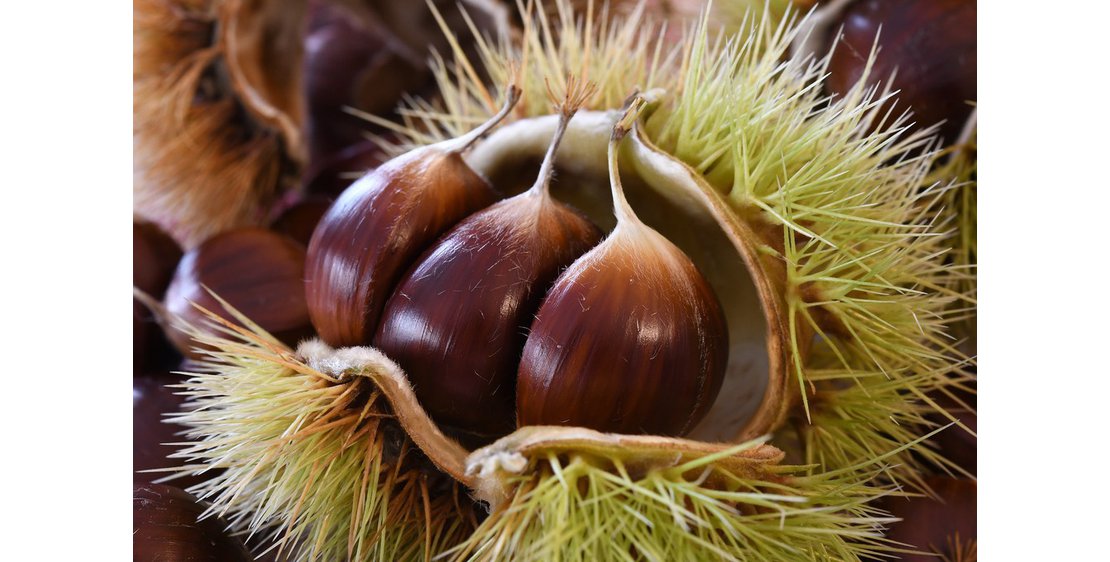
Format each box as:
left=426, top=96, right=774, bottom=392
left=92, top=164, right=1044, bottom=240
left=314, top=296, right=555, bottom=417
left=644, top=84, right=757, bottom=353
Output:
left=464, top=102, right=798, bottom=443
left=157, top=1, right=976, bottom=560
left=163, top=301, right=905, bottom=561
left=389, top=0, right=975, bottom=484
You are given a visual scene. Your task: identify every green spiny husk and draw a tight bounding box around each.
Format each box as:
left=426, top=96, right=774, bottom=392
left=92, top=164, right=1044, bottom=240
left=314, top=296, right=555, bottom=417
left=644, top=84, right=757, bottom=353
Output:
left=150, top=2, right=978, bottom=560
left=449, top=436, right=909, bottom=562
left=161, top=303, right=477, bottom=561
left=385, top=0, right=975, bottom=489
left=158, top=298, right=920, bottom=561
left=928, top=125, right=977, bottom=353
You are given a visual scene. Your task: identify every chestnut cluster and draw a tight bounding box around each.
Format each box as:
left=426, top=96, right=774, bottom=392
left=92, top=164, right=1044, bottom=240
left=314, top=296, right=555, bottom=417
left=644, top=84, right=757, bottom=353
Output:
left=305, top=85, right=728, bottom=441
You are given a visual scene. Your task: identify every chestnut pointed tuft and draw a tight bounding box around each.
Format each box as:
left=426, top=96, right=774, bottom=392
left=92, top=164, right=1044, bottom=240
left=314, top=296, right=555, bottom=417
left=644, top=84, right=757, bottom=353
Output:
left=375, top=78, right=602, bottom=437
left=516, top=99, right=728, bottom=436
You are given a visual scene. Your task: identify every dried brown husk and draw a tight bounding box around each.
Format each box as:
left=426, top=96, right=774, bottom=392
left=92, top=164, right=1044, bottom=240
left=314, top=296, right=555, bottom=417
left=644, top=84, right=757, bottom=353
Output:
left=134, top=0, right=306, bottom=248
left=134, top=0, right=512, bottom=249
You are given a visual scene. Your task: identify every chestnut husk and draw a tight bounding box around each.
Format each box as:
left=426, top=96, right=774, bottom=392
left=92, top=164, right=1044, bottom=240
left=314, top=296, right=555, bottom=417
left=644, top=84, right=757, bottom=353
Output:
left=133, top=0, right=307, bottom=248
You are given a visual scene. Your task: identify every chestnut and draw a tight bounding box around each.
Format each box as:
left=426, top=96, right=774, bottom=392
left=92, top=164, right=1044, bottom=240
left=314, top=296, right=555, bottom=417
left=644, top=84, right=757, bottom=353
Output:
left=134, top=221, right=182, bottom=371
left=516, top=102, right=728, bottom=436
left=375, top=81, right=602, bottom=437
left=163, top=228, right=313, bottom=359
left=133, top=374, right=213, bottom=489
left=133, top=483, right=252, bottom=562
left=305, top=84, right=519, bottom=347
left=871, top=477, right=976, bottom=561
left=825, top=0, right=977, bottom=145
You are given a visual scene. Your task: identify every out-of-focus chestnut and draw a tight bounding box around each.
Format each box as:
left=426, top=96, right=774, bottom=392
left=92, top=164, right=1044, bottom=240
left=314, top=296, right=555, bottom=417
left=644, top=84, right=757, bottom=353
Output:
left=873, top=476, right=976, bottom=561
left=163, top=228, right=313, bottom=359
left=134, top=221, right=182, bottom=371
left=133, top=374, right=213, bottom=489
left=270, top=197, right=333, bottom=248
left=302, top=140, right=390, bottom=199
left=302, top=0, right=428, bottom=162
left=133, top=483, right=252, bottom=562
left=825, top=0, right=976, bottom=145
left=930, top=381, right=977, bottom=475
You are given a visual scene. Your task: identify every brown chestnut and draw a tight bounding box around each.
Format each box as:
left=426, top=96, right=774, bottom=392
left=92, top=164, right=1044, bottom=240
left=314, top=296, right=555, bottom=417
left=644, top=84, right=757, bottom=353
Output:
left=825, top=0, right=977, bottom=145
left=871, top=477, right=976, bottom=561
left=134, top=221, right=182, bottom=371
left=375, top=82, right=602, bottom=437
left=516, top=102, right=728, bottom=436
left=164, top=228, right=312, bottom=359
left=270, top=197, right=333, bottom=248
left=302, top=0, right=426, bottom=162
left=302, top=140, right=389, bottom=199
left=133, top=374, right=214, bottom=489
left=305, top=85, right=519, bottom=347
left=133, top=483, right=252, bottom=562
